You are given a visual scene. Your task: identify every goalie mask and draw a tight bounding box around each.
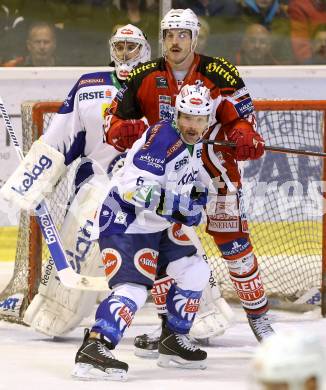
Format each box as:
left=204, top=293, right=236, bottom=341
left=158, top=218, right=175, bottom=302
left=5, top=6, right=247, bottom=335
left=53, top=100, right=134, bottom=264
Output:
left=252, top=331, right=325, bottom=390
left=109, top=24, right=151, bottom=80
left=161, top=8, right=200, bottom=53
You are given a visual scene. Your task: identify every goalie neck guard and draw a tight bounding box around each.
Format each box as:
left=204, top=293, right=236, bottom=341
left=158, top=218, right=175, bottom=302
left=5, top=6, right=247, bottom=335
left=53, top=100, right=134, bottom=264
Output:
left=109, top=24, right=151, bottom=80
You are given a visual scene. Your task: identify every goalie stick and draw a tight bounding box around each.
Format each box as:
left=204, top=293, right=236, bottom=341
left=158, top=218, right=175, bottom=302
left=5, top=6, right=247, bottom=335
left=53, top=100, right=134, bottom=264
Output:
left=203, top=139, right=326, bottom=158
left=0, top=96, right=109, bottom=291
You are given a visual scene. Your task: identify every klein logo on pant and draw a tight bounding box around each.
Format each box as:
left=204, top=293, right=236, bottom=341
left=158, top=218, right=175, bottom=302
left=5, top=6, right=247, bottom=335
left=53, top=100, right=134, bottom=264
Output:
left=134, top=248, right=158, bottom=280
left=101, top=248, right=122, bottom=279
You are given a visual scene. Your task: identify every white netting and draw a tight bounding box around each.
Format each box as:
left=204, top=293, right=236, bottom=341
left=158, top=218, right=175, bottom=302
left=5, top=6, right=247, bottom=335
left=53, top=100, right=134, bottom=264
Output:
left=0, top=100, right=325, bottom=322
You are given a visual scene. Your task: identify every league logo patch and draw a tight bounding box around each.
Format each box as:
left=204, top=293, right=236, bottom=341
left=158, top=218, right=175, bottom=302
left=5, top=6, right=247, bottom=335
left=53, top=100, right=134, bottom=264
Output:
left=134, top=248, right=158, bottom=280
left=156, top=76, right=168, bottom=88
left=101, top=248, right=122, bottom=278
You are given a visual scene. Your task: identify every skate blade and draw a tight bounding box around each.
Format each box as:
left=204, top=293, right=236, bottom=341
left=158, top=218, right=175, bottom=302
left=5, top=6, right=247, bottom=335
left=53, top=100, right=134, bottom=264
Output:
left=72, top=363, right=127, bottom=381
left=157, top=354, right=207, bottom=370
left=134, top=347, right=159, bottom=359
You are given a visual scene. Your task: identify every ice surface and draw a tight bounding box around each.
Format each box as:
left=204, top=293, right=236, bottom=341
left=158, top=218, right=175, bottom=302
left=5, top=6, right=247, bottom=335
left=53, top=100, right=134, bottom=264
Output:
left=1, top=261, right=326, bottom=390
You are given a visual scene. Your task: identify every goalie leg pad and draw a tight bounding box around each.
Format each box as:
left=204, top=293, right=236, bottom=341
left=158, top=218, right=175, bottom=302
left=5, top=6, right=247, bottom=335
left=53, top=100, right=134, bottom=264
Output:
left=0, top=139, right=65, bottom=210
left=23, top=183, right=105, bottom=336
left=189, top=273, right=235, bottom=340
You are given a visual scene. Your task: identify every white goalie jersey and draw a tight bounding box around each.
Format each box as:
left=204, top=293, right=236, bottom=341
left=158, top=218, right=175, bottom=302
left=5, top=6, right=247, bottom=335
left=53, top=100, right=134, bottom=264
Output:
left=23, top=70, right=126, bottom=337
left=42, top=69, right=123, bottom=184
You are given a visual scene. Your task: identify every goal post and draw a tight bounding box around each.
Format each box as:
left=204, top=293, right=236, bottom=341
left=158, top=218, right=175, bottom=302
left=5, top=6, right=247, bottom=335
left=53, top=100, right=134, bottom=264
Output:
left=0, top=99, right=325, bottom=322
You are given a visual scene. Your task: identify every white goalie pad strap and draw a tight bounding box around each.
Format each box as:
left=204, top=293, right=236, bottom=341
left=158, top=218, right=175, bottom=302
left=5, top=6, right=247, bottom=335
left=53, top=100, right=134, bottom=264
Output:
left=0, top=139, right=65, bottom=210
left=189, top=271, right=235, bottom=340
left=190, top=297, right=235, bottom=340
left=23, top=182, right=106, bottom=336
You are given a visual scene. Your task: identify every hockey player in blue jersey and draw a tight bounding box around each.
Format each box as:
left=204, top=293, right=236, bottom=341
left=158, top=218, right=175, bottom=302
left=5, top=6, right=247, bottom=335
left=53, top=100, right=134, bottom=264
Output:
left=72, top=84, right=214, bottom=380
left=0, top=24, right=151, bottom=336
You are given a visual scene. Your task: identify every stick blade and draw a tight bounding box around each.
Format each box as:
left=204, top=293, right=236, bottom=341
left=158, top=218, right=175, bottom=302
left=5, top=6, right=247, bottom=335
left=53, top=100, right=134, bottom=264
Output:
left=58, top=268, right=109, bottom=291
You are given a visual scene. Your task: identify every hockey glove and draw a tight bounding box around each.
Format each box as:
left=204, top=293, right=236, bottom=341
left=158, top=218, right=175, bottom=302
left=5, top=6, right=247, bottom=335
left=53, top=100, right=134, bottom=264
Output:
left=107, top=119, right=147, bottom=152
left=157, top=186, right=207, bottom=227
left=228, top=120, right=265, bottom=161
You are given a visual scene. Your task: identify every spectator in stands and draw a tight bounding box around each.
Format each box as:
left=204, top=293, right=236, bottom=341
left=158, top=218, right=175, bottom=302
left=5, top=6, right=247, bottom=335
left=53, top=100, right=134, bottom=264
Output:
left=172, top=0, right=239, bottom=17
left=238, top=0, right=288, bottom=28
left=288, top=0, right=326, bottom=64
left=235, top=23, right=280, bottom=64
left=0, top=0, right=27, bottom=64
left=236, top=1, right=292, bottom=63
left=2, top=21, right=58, bottom=66
left=311, top=24, right=326, bottom=63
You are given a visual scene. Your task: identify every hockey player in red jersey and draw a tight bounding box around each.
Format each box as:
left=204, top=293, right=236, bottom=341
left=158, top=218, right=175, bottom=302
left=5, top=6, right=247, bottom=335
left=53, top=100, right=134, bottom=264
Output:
left=105, top=8, right=273, bottom=353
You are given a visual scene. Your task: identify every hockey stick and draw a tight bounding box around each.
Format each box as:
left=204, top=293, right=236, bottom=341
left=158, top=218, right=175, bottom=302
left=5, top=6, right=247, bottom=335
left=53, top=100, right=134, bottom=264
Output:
left=203, top=140, right=326, bottom=158
left=181, top=225, right=235, bottom=321
left=0, top=96, right=109, bottom=291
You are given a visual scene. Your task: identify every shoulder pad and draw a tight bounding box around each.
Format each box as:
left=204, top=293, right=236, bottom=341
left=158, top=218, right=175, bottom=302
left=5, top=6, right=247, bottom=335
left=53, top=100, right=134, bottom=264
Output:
left=133, top=121, right=184, bottom=176
left=77, top=71, right=114, bottom=90
left=203, top=56, right=241, bottom=88
left=126, top=60, right=160, bottom=82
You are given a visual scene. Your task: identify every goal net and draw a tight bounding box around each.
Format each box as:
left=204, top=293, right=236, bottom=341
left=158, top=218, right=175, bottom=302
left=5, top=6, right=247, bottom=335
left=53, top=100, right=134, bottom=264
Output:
left=0, top=100, right=325, bottom=322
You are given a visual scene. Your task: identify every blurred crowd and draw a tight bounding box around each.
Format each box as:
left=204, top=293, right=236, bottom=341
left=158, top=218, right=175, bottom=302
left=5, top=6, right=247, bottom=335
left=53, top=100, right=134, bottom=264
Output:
left=1, top=0, right=326, bottom=67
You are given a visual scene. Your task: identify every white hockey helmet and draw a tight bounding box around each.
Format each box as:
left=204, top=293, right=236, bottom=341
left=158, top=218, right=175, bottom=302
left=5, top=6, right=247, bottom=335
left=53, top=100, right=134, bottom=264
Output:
left=175, top=84, right=213, bottom=119
left=161, top=8, right=200, bottom=51
left=109, top=24, right=151, bottom=80
left=252, top=331, right=325, bottom=390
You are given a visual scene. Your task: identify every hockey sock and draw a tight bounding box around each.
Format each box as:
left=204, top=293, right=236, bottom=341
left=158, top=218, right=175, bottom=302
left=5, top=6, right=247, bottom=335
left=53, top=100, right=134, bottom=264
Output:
left=151, top=275, right=175, bottom=316
left=224, top=252, right=268, bottom=315
left=91, top=293, right=138, bottom=346
left=166, top=283, right=202, bottom=334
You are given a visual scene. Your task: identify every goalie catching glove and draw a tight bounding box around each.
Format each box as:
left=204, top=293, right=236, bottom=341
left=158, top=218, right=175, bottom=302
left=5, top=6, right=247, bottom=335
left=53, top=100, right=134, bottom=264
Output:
left=0, top=139, right=65, bottom=210
left=106, top=117, right=147, bottom=152
left=227, top=120, right=265, bottom=161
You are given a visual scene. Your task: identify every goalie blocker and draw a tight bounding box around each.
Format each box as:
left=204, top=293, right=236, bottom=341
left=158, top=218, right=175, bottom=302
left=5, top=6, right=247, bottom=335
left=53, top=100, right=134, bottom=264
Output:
left=0, top=138, right=65, bottom=210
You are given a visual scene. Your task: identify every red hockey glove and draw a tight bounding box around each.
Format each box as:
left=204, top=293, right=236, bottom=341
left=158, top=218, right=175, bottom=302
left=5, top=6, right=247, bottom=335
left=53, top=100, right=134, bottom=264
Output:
left=228, top=121, right=265, bottom=161
left=106, top=119, right=147, bottom=152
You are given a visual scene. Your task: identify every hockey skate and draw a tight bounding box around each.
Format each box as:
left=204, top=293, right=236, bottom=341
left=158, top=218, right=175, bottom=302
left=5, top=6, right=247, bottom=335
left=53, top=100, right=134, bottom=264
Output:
left=134, top=324, right=161, bottom=358
left=247, top=313, right=275, bottom=342
left=72, top=329, right=128, bottom=381
left=157, top=326, right=207, bottom=370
